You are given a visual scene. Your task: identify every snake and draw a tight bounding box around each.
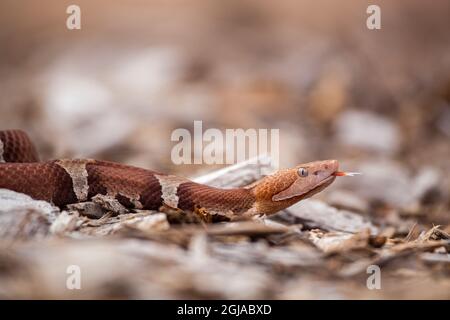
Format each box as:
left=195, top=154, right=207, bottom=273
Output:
left=0, top=130, right=340, bottom=220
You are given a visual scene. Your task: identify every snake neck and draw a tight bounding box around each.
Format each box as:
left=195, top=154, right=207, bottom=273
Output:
left=173, top=181, right=256, bottom=217
left=174, top=170, right=306, bottom=217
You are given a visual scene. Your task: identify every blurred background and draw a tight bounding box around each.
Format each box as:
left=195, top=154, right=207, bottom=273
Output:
left=0, top=0, right=450, bottom=299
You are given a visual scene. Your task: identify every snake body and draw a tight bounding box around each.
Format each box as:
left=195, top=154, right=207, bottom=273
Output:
left=0, top=130, right=338, bottom=220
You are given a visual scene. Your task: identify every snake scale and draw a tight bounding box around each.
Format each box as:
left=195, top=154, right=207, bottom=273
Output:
left=0, top=130, right=339, bottom=220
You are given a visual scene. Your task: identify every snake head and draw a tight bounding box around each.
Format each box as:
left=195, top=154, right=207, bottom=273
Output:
left=272, top=159, right=339, bottom=201
left=250, top=160, right=339, bottom=214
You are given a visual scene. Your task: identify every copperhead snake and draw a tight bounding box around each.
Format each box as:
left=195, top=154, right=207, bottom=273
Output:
left=0, top=130, right=340, bottom=221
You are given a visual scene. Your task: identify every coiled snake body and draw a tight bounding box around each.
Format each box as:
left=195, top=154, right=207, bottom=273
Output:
left=0, top=130, right=338, bottom=220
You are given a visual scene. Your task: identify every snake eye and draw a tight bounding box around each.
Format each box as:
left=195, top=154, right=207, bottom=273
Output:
left=298, top=167, right=308, bottom=177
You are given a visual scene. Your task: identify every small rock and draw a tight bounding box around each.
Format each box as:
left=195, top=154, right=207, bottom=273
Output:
left=91, top=194, right=129, bottom=215
left=67, top=202, right=105, bottom=219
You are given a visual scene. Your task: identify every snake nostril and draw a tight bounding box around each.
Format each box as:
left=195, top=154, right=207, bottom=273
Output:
left=313, top=171, right=319, bottom=175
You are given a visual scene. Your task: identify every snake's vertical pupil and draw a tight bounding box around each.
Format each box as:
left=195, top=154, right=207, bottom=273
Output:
left=298, top=168, right=308, bottom=177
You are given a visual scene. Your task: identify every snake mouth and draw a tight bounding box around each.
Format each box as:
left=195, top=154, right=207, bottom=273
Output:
left=272, top=172, right=337, bottom=202
left=299, top=174, right=336, bottom=200
left=312, top=174, right=336, bottom=190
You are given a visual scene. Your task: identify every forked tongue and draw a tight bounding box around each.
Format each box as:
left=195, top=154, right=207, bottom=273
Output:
left=333, top=171, right=361, bottom=177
